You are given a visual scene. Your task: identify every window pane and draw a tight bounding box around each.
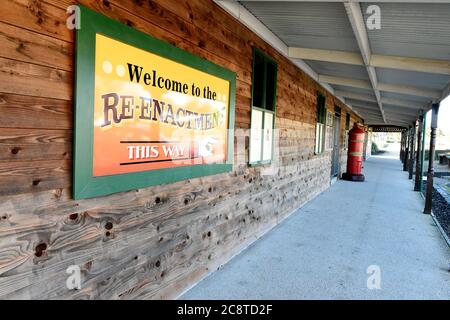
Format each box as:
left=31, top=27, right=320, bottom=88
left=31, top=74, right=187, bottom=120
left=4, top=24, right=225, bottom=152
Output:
left=249, top=109, right=263, bottom=163
left=315, top=123, right=325, bottom=153
left=316, top=123, right=325, bottom=154
left=321, top=124, right=326, bottom=153
left=262, top=112, right=274, bottom=161
left=252, top=52, right=265, bottom=108
left=317, top=97, right=322, bottom=123
left=317, top=94, right=326, bottom=124
left=265, top=61, right=277, bottom=111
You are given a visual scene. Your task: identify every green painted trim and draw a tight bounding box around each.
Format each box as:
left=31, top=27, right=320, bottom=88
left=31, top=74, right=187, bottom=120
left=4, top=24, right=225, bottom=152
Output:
left=73, top=6, right=236, bottom=200
left=249, top=47, right=278, bottom=166
left=345, top=112, right=351, bottom=130
left=314, top=92, right=327, bottom=155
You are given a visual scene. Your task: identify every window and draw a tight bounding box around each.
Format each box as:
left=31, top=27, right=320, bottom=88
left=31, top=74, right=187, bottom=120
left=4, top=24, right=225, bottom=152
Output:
left=314, top=92, right=326, bottom=154
left=249, top=48, right=278, bottom=165
left=344, top=113, right=350, bottom=149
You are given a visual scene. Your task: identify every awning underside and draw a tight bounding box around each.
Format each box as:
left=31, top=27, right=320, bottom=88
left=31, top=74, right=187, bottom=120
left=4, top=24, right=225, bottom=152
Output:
left=237, top=0, right=450, bottom=128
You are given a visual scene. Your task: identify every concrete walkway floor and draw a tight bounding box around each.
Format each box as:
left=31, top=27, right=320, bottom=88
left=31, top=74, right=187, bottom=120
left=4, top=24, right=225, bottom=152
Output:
left=181, top=154, right=450, bottom=299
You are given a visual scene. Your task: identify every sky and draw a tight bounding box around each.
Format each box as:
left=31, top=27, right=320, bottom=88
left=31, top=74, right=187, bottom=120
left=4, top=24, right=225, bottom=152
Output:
left=437, top=95, right=450, bottom=133
left=425, top=94, right=450, bottom=134
left=424, top=95, right=450, bottom=148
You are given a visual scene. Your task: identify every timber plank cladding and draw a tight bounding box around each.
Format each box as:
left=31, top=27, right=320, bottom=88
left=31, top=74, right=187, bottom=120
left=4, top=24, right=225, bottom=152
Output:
left=0, top=0, right=361, bottom=299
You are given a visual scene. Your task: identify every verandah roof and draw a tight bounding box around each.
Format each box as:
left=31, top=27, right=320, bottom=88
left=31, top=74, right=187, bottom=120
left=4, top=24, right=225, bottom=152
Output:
left=218, top=0, right=450, bottom=127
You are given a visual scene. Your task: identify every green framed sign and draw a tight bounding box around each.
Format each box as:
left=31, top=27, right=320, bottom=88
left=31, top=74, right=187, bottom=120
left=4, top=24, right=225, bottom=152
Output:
left=73, top=6, right=236, bottom=199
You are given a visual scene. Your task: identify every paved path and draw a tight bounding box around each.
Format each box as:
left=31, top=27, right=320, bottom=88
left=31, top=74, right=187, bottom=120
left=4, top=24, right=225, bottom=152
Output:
left=181, top=154, right=450, bottom=299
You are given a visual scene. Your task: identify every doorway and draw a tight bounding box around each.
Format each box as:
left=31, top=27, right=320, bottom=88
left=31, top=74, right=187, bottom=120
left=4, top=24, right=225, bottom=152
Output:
left=331, top=106, right=341, bottom=177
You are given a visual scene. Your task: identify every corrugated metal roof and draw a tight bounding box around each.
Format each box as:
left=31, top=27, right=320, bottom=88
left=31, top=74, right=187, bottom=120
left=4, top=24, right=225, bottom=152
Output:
left=376, top=68, right=450, bottom=91
left=346, top=99, right=378, bottom=109
left=304, top=60, right=369, bottom=80
left=333, top=85, right=374, bottom=96
left=237, top=1, right=450, bottom=126
left=381, top=91, right=430, bottom=104
left=362, top=3, right=450, bottom=60
left=383, top=104, right=419, bottom=116
left=240, top=1, right=360, bottom=51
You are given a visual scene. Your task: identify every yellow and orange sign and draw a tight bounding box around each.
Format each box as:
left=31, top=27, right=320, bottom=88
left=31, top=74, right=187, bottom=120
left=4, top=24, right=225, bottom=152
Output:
left=93, top=34, right=230, bottom=177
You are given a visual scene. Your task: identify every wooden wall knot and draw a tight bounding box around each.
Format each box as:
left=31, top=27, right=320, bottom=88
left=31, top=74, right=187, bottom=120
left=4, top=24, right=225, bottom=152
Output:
left=15, top=42, right=26, bottom=54
left=10, top=146, right=21, bottom=154
left=34, top=242, right=47, bottom=257
left=53, top=188, right=63, bottom=198
left=68, top=213, right=78, bottom=221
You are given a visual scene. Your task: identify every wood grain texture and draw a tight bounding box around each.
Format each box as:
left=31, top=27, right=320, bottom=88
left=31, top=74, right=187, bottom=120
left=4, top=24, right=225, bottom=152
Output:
left=0, top=57, right=72, bottom=100
left=0, top=128, right=71, bottom=161
left=0, top=21, right=73, bottom=71
left=0, top=93, right=72, bottom=129
left=0, top=0, right=362, bottom=299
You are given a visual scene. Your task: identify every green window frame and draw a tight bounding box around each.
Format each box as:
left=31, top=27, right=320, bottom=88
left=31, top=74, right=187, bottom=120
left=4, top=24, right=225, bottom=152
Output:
left=315, top=92, right=326, bottom=154
left=73, top=6, right=236, bottom=199
left=249, top=48, right=278, bottom=165
left=345, top=112, right=351, bottom=130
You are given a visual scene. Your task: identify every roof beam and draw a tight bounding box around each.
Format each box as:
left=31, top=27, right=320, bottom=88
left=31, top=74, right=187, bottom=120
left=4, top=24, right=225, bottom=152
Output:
left=336, top=90, right=426, bottom=109
left=353, top=105, right=384, bottom=114
left=371, top=54, right=450, bottom=76
left=353, top=103, right=420, bottom=117
left=377, top=83, right=441, bottom=99
left=319, top=75, right=441, bottom=99
left=378, top=107, right=419, bottom=117
left=288, top=47, right=450, bottom=75
left=353, top=107, right=417, bottom=120
left=381, top=98, right=425, bottom=109
left=354, top=110, right=385, bottom=118
left=350, top=107, right=412, bottom=123
left=288, top=47, right=364, bottom=66
left=318, top=75, right=372, bottom=90
left=353, top=107, right=382, bottom=114
left=344, top=2, right=386, bottom=123
left=335, top=90, right=377, bottom=103
left=384, top=115, right=417, bottom=123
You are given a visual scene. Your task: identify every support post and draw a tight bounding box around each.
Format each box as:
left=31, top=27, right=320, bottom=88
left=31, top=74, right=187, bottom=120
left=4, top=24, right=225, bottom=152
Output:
left=414, top=113, right=423, bottom=191
left=403, top=127, right=409, bottom=171
left=424, top=103, right=440, bottom=214
left=408, top=121, right=416, bottom=180
left=400, top=131, right=405, bottom=162
left=419, top=113, right=427, bottom=193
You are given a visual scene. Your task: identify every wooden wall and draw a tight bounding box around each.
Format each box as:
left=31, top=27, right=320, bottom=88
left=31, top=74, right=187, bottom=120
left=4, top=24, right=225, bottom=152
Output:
left=0, top=0, right=362, bottom=299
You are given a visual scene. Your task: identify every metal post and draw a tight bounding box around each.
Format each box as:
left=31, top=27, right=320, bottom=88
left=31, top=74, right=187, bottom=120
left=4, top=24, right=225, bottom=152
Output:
left=414, top=113, right=423, bottom=191
left=363, top=127, right=368, bottom=161
left=424, top=103, right=440, bottom=214
left=400, top=131, right=405, bottom=162
left=419, top=113, right=427, bottom=193
left=403, top=127, right=409, bottom=171
left=408, top=123, right=416, bottom=180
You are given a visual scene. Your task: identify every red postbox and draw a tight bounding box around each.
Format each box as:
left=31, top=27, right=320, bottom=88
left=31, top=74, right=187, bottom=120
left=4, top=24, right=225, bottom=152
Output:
left=342, top=123, right=365, bottom=182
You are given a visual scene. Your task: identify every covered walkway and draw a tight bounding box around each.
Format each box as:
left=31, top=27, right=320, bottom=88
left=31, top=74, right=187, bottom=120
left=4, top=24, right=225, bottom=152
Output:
left=182, top=154, right=450, bottom=299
